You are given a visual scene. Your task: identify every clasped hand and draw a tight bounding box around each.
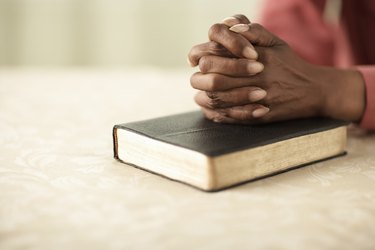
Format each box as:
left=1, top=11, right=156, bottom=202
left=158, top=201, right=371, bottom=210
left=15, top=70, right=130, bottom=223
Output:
left=188, top=14, right=365, bottom=124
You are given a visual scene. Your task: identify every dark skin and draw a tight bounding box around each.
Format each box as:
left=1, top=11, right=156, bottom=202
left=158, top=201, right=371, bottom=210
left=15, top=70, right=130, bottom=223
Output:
left=188, top=15, right=366, bottom=124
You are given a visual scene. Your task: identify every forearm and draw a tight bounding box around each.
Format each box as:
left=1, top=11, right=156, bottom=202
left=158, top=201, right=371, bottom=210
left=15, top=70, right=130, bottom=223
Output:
left=356, top=66, right=375, bottom=130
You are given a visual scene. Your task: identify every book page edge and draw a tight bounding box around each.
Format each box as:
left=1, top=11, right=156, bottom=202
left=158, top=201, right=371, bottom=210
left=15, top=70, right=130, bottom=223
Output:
left=212, top=126, right=347, bottom=189
left=115, top=128, right=216, bottom=190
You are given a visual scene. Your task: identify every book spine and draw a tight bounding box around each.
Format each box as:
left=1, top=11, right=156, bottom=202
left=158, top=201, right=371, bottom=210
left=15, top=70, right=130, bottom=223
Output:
left=113, top=127, right=119, bottom=159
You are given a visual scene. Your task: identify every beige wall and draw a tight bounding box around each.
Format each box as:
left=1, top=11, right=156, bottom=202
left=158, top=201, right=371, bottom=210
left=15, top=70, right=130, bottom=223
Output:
left=0, top=0, right=263, bottom=67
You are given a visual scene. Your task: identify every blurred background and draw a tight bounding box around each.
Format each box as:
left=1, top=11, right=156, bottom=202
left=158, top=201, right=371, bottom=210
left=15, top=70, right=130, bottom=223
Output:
left=0, top=0, right=263, bottom=68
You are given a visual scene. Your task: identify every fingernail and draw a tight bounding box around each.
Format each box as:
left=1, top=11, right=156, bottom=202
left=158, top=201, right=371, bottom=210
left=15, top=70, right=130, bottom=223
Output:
left=222, top=17, right=239, bottom=27
left=243, top=47, right=258, bottom=60
left=252, top=107, right=270, bottom=118
left=229, top=24, right=249, bottom=33
left=249, top=89, right=267, bottom=102
left=187, top=57, right=194, bottom=67
left=247, top=61, right=264, bottom=74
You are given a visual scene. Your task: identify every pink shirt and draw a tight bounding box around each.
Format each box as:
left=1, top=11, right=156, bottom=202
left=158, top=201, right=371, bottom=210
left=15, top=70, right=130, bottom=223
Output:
left=261, top=0, right=375, bottom=130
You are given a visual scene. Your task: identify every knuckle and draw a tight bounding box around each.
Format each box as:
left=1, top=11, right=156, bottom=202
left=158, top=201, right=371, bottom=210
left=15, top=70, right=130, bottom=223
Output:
left=208, top=41, right=224, bottom=53
left=248, top=23, right=263, bottom=43
left=208, top=23, right=224, bottom=40
left=250, top=23, right=263, bottom=31
left=233, top=14, right=250, bottom=23
left=206, top=91, right=224, bottom=108
left=199, top=56, right=213, bottom=73
left=250, top=23, right=283, bottom=46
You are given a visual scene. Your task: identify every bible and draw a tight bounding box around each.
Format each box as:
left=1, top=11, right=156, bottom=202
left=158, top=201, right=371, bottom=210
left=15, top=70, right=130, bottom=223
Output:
left=113, top=111, right=347, bottom=191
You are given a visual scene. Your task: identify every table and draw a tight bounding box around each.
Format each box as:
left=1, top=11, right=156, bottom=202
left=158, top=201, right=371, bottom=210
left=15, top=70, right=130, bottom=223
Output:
left=1, top=69, right=375, bottom=250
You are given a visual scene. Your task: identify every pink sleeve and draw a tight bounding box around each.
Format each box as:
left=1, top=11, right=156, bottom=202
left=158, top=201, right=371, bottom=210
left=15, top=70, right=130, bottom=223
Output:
left=357, top=67, right=375, bottom=130
left=260, top=0, right=334, bottom=66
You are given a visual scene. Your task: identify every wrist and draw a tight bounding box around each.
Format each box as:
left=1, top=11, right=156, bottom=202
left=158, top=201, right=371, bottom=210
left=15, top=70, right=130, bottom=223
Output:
left=316, top=66, right=366, bottom=122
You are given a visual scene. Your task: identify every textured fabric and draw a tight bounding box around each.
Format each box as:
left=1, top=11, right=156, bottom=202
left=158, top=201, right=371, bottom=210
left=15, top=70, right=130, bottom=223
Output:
left=261, top=0, right=375, bottom=130
left=1, top=69, right=375, bottom=250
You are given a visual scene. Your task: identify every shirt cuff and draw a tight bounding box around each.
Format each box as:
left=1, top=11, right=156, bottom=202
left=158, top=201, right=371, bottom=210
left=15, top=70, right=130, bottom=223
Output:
left=357, top=66, right=375, bottom=130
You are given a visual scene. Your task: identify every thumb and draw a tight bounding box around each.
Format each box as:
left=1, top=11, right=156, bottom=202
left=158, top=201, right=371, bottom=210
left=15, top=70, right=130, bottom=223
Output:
left=222, top=14, right=250, bottom=26
left=229, top=23, right=285, bottom=47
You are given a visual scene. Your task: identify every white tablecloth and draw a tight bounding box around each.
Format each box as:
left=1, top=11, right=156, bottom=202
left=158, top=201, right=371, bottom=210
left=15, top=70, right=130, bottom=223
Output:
left=1, top=69, right=375, bottom=250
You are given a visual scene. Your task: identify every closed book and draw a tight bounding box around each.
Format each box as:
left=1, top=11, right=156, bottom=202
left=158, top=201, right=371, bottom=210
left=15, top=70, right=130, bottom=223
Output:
left=113, top=111, right=347, bottom=191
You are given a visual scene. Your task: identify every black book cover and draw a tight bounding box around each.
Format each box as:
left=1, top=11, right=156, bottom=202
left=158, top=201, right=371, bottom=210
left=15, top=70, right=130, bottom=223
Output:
left=114, top=111, right=348, bottom=157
